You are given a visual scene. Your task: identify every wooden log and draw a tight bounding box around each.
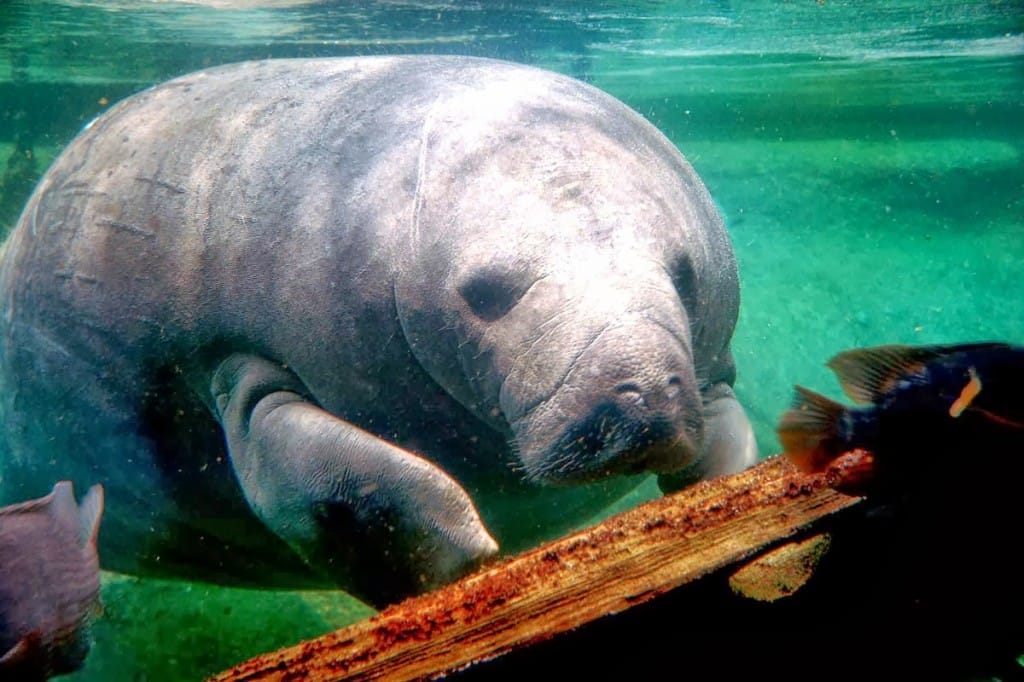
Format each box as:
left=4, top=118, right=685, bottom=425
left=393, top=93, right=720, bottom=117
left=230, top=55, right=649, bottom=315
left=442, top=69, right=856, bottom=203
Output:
left=212, top=456, right=862, bottom=681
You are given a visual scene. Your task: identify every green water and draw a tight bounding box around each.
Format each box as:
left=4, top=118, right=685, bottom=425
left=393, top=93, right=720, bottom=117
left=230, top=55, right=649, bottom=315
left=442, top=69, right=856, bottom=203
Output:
left=1, top=1, right=1021, bottom=679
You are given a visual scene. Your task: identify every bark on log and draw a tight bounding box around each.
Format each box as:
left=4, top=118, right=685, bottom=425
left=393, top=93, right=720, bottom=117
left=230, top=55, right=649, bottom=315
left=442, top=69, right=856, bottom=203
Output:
left=212, top=456, right=864, bottom=681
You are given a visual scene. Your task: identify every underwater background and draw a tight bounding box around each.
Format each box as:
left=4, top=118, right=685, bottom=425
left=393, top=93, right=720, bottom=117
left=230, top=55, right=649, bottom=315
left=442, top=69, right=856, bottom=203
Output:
left=1, top=0, right=1021, bottom=679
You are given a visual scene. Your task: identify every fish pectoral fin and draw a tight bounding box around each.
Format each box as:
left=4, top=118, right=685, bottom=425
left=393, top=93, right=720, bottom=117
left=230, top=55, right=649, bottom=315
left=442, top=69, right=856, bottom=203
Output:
left=776, top=386, right=847, bottom=472
left=948, top=366, right=983, bottom=418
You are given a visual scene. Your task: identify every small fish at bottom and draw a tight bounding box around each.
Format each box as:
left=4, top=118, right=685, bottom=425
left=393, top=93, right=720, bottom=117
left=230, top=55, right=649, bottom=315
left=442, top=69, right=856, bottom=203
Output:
left=1, top=481, right=104, bottom=680
left=776, top=342, right=1024, bottom=494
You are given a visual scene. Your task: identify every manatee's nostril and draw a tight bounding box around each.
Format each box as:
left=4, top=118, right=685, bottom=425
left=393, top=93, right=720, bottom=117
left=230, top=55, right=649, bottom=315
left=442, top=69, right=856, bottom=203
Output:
left=665, top=375, right=682, bottom=400
left=615, top=384, right=646, bottom=410
left=618, top=377, right=684, bottom=403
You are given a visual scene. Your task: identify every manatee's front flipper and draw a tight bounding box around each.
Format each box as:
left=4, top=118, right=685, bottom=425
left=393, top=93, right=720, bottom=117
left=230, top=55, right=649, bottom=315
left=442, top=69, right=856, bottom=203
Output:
left=658, top=382, right=758, bottom=493
left=210, top=354, right=498, bottom=607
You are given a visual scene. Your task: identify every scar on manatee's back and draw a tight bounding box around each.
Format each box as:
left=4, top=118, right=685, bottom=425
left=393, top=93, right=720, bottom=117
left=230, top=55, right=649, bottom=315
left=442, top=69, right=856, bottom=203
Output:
left=96, top=218, right=155, bottom=239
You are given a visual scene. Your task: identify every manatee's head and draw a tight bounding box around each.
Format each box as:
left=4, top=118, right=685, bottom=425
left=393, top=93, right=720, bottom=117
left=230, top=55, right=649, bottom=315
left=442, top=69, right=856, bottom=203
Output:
left=394, top=65, right=740, bottom=485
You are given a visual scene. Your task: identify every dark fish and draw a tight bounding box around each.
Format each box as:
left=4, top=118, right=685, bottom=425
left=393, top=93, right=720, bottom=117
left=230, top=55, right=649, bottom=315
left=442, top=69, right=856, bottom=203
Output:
left=776, top=342, right=1024, bottom=492
left=1, top=482, right=104, bottom=680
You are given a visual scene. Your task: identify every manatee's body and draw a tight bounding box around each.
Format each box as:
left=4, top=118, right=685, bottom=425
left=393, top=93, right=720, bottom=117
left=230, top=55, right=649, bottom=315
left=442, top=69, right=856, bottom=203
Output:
left=0, top=56, right=756, bottom=606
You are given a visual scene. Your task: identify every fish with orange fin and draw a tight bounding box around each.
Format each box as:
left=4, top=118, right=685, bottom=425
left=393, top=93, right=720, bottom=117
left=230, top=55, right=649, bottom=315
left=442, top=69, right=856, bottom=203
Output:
left=776, top=342, right=1024, bottom=495
left=1, top=482, right=104, bottom=680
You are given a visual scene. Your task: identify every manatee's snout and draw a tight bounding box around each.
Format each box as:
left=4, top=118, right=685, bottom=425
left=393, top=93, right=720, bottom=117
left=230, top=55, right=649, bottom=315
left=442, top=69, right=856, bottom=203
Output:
left=558, top=380, right=703, bottom=479
left=511, top=320, right=706, bottom=486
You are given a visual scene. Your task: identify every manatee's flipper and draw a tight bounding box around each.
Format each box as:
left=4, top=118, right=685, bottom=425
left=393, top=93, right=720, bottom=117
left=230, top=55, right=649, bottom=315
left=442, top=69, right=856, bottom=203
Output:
left=699, top=383, right=759, bottom=474
left=210, top=354, right=498, bottom=606
left=658, top=382, right=758, bottom=493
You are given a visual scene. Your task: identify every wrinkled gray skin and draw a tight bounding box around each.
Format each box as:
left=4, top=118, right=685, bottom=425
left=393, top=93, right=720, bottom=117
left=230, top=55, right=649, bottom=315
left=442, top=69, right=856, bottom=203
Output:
left=0, top=56, right=756, bottom=607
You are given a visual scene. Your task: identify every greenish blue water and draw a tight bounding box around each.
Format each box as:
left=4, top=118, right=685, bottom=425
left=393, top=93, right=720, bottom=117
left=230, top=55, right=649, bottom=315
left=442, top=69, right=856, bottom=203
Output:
left=1, top=1, right=1021, bottom=679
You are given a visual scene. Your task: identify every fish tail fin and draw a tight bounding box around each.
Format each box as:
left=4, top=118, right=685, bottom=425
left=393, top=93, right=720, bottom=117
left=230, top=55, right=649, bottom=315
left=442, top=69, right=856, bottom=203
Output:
left=78, top=484, right=105, bottom=547
left=776, top=386, right=848, bottom=472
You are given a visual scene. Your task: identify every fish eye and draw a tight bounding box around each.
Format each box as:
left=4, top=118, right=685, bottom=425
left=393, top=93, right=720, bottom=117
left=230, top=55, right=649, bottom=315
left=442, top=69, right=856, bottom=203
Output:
left=458, top=268, right=526, bottom=322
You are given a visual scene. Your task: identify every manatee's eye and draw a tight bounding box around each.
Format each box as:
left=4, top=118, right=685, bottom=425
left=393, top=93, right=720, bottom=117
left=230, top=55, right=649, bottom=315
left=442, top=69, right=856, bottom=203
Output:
left=458, top=268, right=526, bottom=322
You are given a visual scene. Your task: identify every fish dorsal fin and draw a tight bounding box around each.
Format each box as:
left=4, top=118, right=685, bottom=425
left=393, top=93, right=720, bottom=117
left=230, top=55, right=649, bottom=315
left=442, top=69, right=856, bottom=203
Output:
left=826, top=344, right=943, bottom=404
left=78, top=484, right=105, bottom=547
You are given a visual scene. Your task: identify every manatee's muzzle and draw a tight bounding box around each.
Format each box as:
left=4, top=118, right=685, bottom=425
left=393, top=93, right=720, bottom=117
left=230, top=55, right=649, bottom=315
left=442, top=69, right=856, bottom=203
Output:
left=501, top=300, right=706, bottom=486
left=517, top=376, right=705, bottom=487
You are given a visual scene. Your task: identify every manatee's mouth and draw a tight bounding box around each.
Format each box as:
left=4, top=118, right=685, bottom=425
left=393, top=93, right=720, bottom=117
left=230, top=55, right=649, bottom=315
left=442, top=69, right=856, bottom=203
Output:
left=521, top=400, right=702, bottom=486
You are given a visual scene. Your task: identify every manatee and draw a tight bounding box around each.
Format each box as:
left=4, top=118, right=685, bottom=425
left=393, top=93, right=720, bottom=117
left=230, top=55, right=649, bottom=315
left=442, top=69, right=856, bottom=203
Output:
left=0, top=56, right=757, bottom=606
